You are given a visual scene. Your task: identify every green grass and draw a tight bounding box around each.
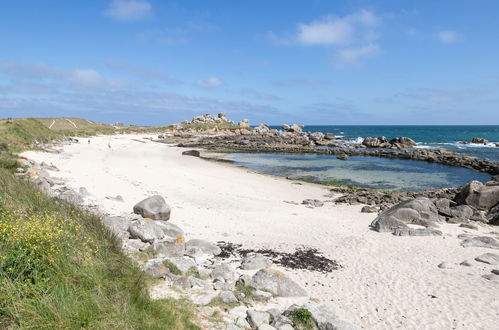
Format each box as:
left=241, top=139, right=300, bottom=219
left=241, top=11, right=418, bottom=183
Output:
left=290, top=308, right=316, bottom=329
left=0, top=117, right=199, bottom=329
left=296, top=177, right=358, bottom=189
left=0, top=167, right=199, bottom=329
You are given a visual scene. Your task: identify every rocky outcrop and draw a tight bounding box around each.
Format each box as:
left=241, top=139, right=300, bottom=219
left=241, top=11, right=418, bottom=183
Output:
left=370, top=197, right=439, bottom=232
left=471, top=137, right=489, bottom=144
left=133, top=195, right=171, bottom=220
left=454, top=181, right=499, bottom=211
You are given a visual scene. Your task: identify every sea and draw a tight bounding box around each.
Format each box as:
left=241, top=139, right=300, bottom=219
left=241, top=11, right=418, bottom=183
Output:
left=224, top=125, right=499, bottom=191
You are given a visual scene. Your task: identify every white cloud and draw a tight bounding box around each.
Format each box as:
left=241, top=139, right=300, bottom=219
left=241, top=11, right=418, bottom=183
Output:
left=196, top=76, right=223, bottom=88
left=104, top=0, right=152, bottom=22
left=334, top=43, right=380, bottom=67
left=296, top=9, right=380, bottom=46
left=436, top=30, right=459, bottom=44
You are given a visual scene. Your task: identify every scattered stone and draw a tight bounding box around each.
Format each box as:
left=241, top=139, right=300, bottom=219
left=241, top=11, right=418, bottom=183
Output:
left=154, top=221, right=184, bottom=239
left=133, top=195, right=171, bottom=220
left=128, top=219, right=165, bottom=243
left=460, top=260, right=473, bottom=267
left=144, top=258, right=169, bottom=278
left=302, top=199, right=324, bottom=207
left=475, top=253, right=499, bottom=265
left=461, top=236, right=499, bottom=249
left=153, top=241, right=185, bottom=257
left=459, top=223, right=478, bottom=230
left=219, top=290, right=238, bottom=304
left=124, top=238, right=149, bottom=251
left=241, top=254, right=272, bottom=270
left=106, top=195, right=124, bottom=202
left=164, top=257, right=197, bottom=274
left=305, top=303, right=361, bottom=330
left=392, top=227, right=442, bottom=237
left=58, top=190, right=84, bottom=205
left=211, top=263, right=234, bottom=280
left=252, top=268, right=307, bottom=297
left=103, top=216, right=131, bottom=236
left=336, top=153, right=349, bottom=161
left=361, top=205, right=377, bottom=213
left=438, top=262, right=453, bottom=269
left=186, top=239, right=222, bottom=256
left=253, top=290, right=273, bottom=299
left=226, top=324, right=242, bottom=330
left=246, top=310, right=271, bottom=328
left=259, top=324, right=277, bottom=330
left=492, top=269, right=499, bottom=275
left=182, top=150, right=200, bottom=157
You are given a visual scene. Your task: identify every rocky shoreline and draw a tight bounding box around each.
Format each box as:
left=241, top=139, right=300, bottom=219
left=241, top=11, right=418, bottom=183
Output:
left=156, top=113, right=499, bottom=175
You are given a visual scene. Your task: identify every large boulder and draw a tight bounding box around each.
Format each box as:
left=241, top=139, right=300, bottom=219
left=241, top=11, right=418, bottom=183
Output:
left=371, top=197, right=439, bottom=232
left=475, top=253, right=499, bottom=265
left=128, top=219, right=165, bottom=243
left=103, top=216, right=131, bottom=237
left=133, top=195, right=171, bottom=220
left=471, top=137, right=489, bottom=144
left=461, top=236, right=499, bottom=249
left=455, top=181, right=499, bottom=211
left=304, top=303, right=361, bottom=330
left=389, top=137, right=417, bottom=148
left=362, top=136, right=389, bottom=148
left=185, top=239, right=221, bottom=256
left=252, top=268, right=307, bottom=297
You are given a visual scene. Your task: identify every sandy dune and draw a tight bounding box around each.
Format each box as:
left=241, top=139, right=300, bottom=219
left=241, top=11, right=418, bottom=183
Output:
left=23, top=134, right=499, bottom=329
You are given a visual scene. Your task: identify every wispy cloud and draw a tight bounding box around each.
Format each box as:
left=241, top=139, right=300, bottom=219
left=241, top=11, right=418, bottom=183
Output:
left=269, top=9, right=382, bottom=67
left=104, top=0, right=152, bottom=22
left=436, top=30, right=459, bottom=44
left=196, top=76, right=223, bottom=88
left=334, top=43, right=380, bottom=67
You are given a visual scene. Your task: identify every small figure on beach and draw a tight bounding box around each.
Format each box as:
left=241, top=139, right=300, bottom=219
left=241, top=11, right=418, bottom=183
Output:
left=88, top=139, right=90, bottom=144
left=108, top=142, right=111, bottom=149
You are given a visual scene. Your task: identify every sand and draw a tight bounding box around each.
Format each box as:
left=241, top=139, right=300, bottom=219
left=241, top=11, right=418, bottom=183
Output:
left=23, top=134, right=499, bottom=329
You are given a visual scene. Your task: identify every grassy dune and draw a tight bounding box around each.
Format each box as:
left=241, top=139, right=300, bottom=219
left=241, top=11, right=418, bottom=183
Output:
left=0, top=118, right=199, bottom=329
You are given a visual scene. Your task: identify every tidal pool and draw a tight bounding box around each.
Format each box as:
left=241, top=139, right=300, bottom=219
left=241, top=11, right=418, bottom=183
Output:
left=225, top=153, right=492, bottom=191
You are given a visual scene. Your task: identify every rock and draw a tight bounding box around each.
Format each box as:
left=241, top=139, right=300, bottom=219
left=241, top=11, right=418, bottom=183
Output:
left=133, top=195, right=171, bottom=220
left=324, top=133, right=335, bottom=140
left=211, top=263, right=234, bottom=280
left=252, top=290, right=272, bottom=299
left=305, top=303, right=361, bottom=330
left=438, top=262, right=453, bottom=269
left=236, top=316, right=251, bottom=329
left=226, top=324, right=242, bottom=330
left=182, top=150, right=200, bottom=157
left=361, top=205, right=377, bottom=213
left=371, top=197, right=439, bottom=232
left=460, top=260, right=473, bottom=267
left=153, top=241, right=185, bottom=257
left=128, top=219, right=165, bottom=243
left=259, top=325, right=277, bottom=330
left=309, top=132, right=325, bottom=142
left=164, top=257, right=197, bottom=274
left=461, top=236, right=499, bottom=249
left=475, top=253, right=499, bottom=265
left=33, top=177, right=52, bottom=194
left=455, top=181, right=499, bottom=211
left=219, top=290, right=238, bottom=304
left=449, top=205, right=474, bottom=219
left=106, top=195, right=124, bottom=202
left=239, top=120, right=250, bottom=128
left=389, top=137, right=417, bottom=148
left=459, top=223, right=478, bottom=230
left=392, top=227, right=442, bottom=236
left=302, top=199, right=324, bottom=207
left=336, top=153, right=349, bottom=161
left=124, top=238, right=149, bottom=251
left=241, top=254, right=272, bottom=270
left=185, top=239, right=222, bottom=256
left=103, top=216, right=131, bottom=236
left=144, top=258, right=169, bottom=278
left=492, top=269, right=499, bottom=275
left=154, top=221, right=184, bottom=239
left=252, top=268, right=307, bottom=297
left=246, top=310, right=271, bottom=328
left=58, top=190, right=84, bottom=205
left=471, top=137, right=489, bottom=144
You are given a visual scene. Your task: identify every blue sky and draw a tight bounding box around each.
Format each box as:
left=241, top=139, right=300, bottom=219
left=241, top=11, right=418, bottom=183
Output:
left=1, top=0, right=498, bottom=125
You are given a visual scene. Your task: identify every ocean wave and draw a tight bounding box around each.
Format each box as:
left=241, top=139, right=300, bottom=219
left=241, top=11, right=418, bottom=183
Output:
left=428, top=142, right=498, bottom=148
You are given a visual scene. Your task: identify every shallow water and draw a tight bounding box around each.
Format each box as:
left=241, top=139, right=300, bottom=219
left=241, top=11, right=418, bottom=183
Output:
left=227, top=153, right=492, bottom=191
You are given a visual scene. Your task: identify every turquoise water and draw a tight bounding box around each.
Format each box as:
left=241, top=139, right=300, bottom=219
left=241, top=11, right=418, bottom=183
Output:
left=228, top=153, right=492, bottom=191
left=269, top=125, right=499, bottom=161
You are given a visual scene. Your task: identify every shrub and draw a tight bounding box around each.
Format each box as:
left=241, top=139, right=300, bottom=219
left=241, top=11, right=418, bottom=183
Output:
left=291, top=308, right=315, bottom=328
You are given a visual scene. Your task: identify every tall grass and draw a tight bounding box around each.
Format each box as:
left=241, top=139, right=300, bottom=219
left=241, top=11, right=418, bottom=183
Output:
left=0, top=168, right=198, bottom=329
left=0, top=117, right=199, bottom=329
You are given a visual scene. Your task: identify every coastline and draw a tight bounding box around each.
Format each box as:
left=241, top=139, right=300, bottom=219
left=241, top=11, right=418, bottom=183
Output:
left=21, top=133, right=499, bottom=329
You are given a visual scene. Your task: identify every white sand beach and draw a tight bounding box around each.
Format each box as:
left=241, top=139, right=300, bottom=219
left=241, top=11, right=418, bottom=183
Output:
left=23, top=134, right=499, bottom=330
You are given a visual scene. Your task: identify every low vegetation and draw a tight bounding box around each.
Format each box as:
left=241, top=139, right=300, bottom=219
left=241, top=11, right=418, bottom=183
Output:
left=0, top=117, right=198, bottom=329
left=290, top=308, right=316, bottom=329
